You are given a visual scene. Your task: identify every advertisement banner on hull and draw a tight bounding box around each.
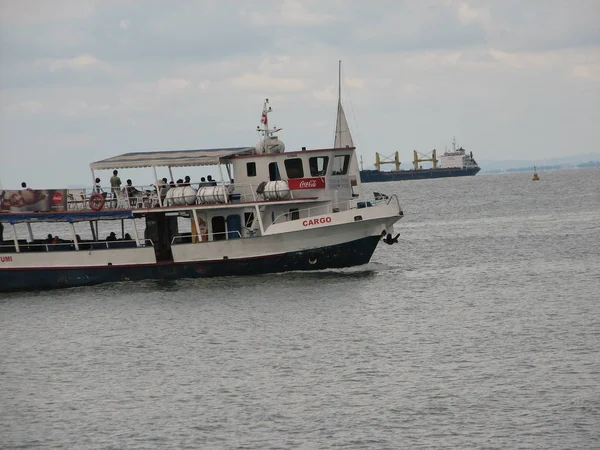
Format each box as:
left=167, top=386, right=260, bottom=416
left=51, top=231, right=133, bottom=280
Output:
left=0, top=189, right=68, bottom=212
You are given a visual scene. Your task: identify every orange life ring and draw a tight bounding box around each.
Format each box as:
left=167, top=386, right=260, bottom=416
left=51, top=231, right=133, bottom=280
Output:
left=89, top=192, right=106, bottom=211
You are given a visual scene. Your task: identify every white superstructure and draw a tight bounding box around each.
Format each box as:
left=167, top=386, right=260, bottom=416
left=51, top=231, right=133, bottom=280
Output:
left=438, top=138, right=479, bottom=169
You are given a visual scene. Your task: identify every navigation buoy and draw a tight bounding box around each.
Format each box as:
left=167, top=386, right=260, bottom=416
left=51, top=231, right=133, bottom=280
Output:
left=532, top=166, right=540, bottom=181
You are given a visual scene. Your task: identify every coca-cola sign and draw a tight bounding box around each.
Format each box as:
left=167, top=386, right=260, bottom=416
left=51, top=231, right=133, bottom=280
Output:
left=288, top=177, right=326, bottom=190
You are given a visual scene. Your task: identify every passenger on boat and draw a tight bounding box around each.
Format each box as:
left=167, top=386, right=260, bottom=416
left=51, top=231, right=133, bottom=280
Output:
left=106, top=232, right=117, bottom=241
left=125, top=179, right=141, bottom=205
left=124, top=233, right=132, bottom=241
left=110, top=170, right=122, bottom=207
left=45, top=234, right=53, bottom=243
left=176, top=179, right=184, bottom=186
left=169, top=180, right=176, bottom=188
left=207, top=175, right=217, bottom=186
left=52, top=236, right=60, bottom=245
left=182, top=176, right=191, bottom=186
left=155, top=177, right=169, bottom=201
left=21, top=182, right=27, bottom=188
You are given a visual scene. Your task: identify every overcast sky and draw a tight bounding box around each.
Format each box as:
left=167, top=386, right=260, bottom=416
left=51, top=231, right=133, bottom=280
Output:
left=1, top=0, right=599, bottom=188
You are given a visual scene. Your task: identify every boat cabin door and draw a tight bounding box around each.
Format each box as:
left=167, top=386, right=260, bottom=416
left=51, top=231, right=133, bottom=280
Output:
left=144, top=213, right=178, bottom=262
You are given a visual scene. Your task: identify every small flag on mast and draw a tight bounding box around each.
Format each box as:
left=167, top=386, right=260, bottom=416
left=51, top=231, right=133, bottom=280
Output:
left=261, top=110, right=268, bottom=125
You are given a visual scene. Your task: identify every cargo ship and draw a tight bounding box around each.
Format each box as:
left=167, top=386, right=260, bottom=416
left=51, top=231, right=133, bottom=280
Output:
left=332, top=63, right=480, bottom=184
left=359, top=139, right=481, bottom=183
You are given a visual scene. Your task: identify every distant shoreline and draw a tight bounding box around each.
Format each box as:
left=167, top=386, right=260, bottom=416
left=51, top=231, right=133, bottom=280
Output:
left=481, top=161, right=600, bottom=174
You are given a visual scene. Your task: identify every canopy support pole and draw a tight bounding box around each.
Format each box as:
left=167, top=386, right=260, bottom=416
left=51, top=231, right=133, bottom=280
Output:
left=131, top=219, right=141, bottom=247
left=11, top=224, right=20, bottom=253
left=152, top=166, right=163, bottom=207
left=192, top=209, right=201, bottom=243
left=254, top=205, right=265, bottom=235
left=168, top=166, right=174, bottom=184
left=26, top=223, right=34, bottom=242
left=69, top=222, right=79, bottom=250
left=217, top=163, right=228, bottom=203
left=89, top=221, right=96, bottom=241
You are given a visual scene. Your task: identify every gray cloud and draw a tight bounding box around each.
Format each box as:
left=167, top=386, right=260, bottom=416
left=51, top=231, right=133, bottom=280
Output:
left=1, top=0, right=599, bottom=187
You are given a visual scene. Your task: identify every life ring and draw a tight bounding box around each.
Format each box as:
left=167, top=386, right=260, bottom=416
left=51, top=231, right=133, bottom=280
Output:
left=89, top=192, right=105, bottom=211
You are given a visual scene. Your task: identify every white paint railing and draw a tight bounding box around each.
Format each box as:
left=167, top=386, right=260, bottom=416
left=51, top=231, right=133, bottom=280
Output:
left=170, top=230, right=243, bottom=245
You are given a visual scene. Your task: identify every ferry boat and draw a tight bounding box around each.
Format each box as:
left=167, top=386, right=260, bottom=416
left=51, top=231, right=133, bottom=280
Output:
left=0, top=99, right=404, bottom=292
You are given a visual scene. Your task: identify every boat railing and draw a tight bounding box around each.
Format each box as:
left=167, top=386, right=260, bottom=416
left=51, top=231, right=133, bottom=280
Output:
left=171, top=230, right=243, bottom=245
left=0, top=238, right=154, bottom=253
left=68, top=180, right=302, bottom=211
left=68, top=184, right=162, bottom=211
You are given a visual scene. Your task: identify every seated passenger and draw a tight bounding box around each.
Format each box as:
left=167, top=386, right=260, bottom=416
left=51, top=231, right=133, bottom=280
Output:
left=106, top=232, right=117, bottom=241
left=125, top=179, right=142, bottom=206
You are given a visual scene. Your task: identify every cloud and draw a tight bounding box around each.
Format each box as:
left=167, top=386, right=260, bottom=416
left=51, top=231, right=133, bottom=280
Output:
left=231, top=73, right=306, bottom=92
left=571, top=64, right=600, bottom=81
left=0, top=0, right=98, bottom=25
left=488, top=49, right=560, bottom=70
left=156, top=78, right=190, bottom=94
left=44, top=55, right=114, bottom=73
left=456, top=2, right=490, bottom=26
left=243, top=0, right=339, bottom=26
left=1, top=0, right=599, bottom=188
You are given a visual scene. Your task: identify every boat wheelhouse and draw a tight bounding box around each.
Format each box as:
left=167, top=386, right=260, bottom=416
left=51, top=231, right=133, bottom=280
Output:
left=0, top=100, right=403, bottom=292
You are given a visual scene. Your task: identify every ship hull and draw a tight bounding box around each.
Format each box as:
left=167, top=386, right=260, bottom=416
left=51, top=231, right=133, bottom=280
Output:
left=0, top=235, right=381, bottom=292
left=360, top=166, right=481, bottom=183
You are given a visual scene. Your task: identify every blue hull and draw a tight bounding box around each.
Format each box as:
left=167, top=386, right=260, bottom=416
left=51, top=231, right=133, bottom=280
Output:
left=360, top=166, right=480, bottom=183
left=0, top=235, right=381, bottom=292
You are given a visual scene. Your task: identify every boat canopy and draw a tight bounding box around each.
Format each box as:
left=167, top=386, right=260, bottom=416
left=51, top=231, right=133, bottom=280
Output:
left=90, top=147, right=254, bottom=170
left=0, top=210, right=134, bottom=224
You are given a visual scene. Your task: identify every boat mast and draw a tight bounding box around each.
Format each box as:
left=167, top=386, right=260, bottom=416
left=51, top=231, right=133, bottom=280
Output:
left=336, top=60, right=342, bottom=146
left=256, top=98, right=281, bottom=140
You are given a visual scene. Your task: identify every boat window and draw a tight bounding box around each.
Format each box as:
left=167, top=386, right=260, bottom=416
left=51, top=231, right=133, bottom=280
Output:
left=268, top=162, right=281, bottom=181
left=331, top=155, right=350, bottom=175
left=284, top=158, right=304, bottom=179
left=309, top=156, right=329, bottom=176
left=246, top=162, right=257, bottom=177
left=211, top=216, right=226, bottom=241
left=289, top=208, right=299, bottom=220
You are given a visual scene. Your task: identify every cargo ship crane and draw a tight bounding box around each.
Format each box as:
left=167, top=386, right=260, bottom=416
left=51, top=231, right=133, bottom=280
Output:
left=413, top=150, right=438, bottom=170
left=375, top=152, right=401, bottom=171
